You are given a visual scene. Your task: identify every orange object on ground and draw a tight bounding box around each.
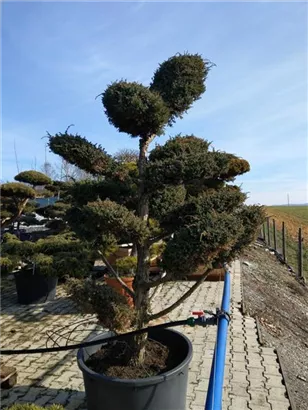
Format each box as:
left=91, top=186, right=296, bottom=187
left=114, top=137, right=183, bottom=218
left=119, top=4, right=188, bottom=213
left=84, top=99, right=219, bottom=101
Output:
left=105, top=276, right=135, bottom=307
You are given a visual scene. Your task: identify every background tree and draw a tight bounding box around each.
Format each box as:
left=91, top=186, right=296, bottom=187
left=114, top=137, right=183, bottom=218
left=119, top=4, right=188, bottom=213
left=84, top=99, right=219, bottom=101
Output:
left=47, top=52, right=265, bottom=366
left=1, top=182, right=36, bottom=228
left=114, top=148, right=139, bottom=164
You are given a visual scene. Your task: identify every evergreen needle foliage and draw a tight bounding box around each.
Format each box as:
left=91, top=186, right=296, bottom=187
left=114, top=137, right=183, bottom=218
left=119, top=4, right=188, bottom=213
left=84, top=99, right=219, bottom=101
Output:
left=46, top=52, right=265, bottom=366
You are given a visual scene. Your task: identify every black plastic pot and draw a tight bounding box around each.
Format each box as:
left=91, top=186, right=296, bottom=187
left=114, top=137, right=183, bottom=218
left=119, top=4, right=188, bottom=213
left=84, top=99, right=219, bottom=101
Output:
left=77, top=328, right=193, bottom=410
left=14, top=268, right=58, bottom=304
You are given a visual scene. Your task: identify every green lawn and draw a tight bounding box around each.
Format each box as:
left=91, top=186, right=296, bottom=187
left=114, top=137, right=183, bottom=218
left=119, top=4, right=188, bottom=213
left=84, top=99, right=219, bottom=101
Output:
left=267, top=205, right=308, bottom=224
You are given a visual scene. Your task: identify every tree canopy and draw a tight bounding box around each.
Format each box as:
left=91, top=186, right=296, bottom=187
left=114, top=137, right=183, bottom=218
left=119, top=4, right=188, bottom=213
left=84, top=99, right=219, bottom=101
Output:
left=1, top=182, right=36, bottom=228
left=14, top=170, right=52, bottom=187
left=45, top=52, right=265, bottom=365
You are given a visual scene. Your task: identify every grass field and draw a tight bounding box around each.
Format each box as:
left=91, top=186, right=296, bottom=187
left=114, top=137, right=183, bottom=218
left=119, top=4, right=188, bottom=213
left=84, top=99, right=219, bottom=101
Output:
left=264, top=205, right=308, bottom=278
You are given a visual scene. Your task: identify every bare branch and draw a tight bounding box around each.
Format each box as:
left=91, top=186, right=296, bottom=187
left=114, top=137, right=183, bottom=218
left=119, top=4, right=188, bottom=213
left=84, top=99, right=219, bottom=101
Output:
left=98, top=250, right=135, bottom=299
left=148, top=268, right=211, bottom=321
left=65, top=124, right=75, bottom=134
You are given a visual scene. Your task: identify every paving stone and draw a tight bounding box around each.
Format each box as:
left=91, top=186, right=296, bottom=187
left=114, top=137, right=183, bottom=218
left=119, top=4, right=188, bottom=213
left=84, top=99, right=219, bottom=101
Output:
left=268, top=398, right=290, bottom=410
left=267, top=387, right=288, bottom=401
left=263, top=365, right=281, bottom=376
left=230, top=382, right=249, bottom=397
left=229, top=396, right=250, bottom=409
left=0, top=259, right=290, bottom=410
left=231, top=371, right=248, bottom=383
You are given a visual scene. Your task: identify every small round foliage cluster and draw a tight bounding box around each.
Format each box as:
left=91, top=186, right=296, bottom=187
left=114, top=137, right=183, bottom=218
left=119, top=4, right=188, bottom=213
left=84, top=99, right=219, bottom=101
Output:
left=14, top=170, right=52, bottom=187
left=150, top=53, right=212, bottom=124
left=1, top=183, right=36, bottom=199
left=102, top=81, right=170, bottom=138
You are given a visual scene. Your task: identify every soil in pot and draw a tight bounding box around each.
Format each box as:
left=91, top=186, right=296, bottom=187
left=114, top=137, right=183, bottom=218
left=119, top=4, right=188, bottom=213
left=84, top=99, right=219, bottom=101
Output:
left=78, top=329, right=192, bottom=410
left=85, top=339, right=177, bottom=379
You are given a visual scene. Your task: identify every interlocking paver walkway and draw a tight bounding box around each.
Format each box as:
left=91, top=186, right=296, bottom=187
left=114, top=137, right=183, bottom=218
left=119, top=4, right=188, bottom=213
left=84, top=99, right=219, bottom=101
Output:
left=0, top=261, right=290, bottom=409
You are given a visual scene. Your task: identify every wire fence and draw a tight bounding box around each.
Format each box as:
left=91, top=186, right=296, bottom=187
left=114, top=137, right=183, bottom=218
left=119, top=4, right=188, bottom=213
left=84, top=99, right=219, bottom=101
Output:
left=259, top=216, right=307, bottom=279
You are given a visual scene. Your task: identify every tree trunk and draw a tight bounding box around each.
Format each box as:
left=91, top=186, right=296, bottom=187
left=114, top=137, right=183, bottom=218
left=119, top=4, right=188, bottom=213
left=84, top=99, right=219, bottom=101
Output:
left=130, top=137, right=152, bottom=366
left=1, top=199, right=29, bottom=229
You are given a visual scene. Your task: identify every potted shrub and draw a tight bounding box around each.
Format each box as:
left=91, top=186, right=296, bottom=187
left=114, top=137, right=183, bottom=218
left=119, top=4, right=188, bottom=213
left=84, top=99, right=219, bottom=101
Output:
left=1, top=232, right=93, bottom=304
left=48, top=52, right=265, bottom=410
left=105, top=256, right=137, bottom=306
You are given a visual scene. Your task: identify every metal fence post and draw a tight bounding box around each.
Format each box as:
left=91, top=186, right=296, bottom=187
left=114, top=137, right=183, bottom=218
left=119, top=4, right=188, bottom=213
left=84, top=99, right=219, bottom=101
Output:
left=298, top=228, right=303, bottom=278
left=282, top=222, right=286, bottom=263
left=273, top=219, right=277, bottom=251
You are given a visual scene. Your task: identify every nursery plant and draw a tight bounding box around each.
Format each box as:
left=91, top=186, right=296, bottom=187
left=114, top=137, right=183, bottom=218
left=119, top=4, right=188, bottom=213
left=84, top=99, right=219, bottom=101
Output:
left=1, top=232, right=94, bottom=278
left=47, top=52, right=265, bottom=377
left=1, top=170, right=53, bottom=229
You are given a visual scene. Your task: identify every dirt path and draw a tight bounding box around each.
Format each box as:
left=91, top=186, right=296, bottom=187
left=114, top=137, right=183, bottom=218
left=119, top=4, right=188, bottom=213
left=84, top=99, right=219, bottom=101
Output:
left=241, top=242, right=308, bottom=410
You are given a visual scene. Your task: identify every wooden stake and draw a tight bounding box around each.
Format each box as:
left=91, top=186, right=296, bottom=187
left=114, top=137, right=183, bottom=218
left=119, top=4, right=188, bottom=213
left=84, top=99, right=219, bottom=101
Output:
left=273, top=219, right=277, bottom=251
left=298, top=227, right=303, bottom=278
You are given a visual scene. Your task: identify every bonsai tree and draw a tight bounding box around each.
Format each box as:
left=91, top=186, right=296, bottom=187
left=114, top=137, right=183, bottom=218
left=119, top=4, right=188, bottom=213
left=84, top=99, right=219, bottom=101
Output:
left=1, top=232, right=95, bottom=278
left=0, top=170, right=54, bottom=229
left=47, top=53, right=265, bottom=366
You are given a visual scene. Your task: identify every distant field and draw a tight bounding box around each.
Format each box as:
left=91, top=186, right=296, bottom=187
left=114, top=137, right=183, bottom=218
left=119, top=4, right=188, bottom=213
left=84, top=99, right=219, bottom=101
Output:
left=266, top=205, right=308, bottom=243
left=264, top=205, right=308, bottom=278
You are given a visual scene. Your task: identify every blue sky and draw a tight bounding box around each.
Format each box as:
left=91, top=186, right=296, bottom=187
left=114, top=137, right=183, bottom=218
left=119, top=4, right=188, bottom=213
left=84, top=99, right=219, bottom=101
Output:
left=2, top=1, right=307, bottom=205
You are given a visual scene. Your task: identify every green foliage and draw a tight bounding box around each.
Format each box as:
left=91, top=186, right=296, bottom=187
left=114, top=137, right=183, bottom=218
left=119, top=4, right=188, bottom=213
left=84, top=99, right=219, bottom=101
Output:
left=1, top=183, right=36, bottom=199
left=1, top=233, right=93, bottom=278
left=15, top=170, right=52, bottom=187
left=5, top=405, right=64, bottom=410
left=149, top=184, right=186, bottom=221
left=162, top=212, right=243, bottom=278
left=150, top=53, right=212, bottom=124
left=48, top=132, right=113, bottom=175
left=65, top=278, right=136, bottom=332
left=39, top=52, right=263, bottom=351
left=219, top=155, right=250, bottom=180
left=147, top=136, right=251, bottom=190
left=41, top=201, right=70, bottom=219
left=149, top=135, right=211, bottom=162
left=149, top=241, right=166, bottom=258
left=69, top=176, right=138, bottom=210
left=115, top=256, right=137, bottom=276
left=0, top=256, right=18, bottom=274
left=66, top=200, right=150, bottom=245
left=102, top=81, right=170, bottom=138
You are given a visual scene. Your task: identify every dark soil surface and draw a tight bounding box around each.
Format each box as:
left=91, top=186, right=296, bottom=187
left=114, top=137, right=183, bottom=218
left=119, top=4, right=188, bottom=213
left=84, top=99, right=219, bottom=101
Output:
left=241, top=242, right=308, bottom=410
left=85, top=339, right=174, bottom=379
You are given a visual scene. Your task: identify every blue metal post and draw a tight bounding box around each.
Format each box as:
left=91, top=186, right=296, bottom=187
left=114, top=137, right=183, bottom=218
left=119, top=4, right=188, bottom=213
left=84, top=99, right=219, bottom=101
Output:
left=205, top=270, right=231, bottom=410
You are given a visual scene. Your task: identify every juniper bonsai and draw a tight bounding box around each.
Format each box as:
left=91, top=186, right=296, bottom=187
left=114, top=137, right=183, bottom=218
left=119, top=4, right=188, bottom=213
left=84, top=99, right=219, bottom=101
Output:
left=47, top=52, right=265, bottom=366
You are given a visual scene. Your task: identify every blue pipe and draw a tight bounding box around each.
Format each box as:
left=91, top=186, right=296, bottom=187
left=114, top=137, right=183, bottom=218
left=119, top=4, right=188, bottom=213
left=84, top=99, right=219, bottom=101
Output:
left=205, top=270, right=231, bottom=410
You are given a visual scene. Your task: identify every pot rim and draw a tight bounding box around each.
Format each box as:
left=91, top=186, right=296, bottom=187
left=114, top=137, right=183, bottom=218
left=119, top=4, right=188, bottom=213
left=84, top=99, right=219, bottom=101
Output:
left=77, top=328, right=193, bottom=387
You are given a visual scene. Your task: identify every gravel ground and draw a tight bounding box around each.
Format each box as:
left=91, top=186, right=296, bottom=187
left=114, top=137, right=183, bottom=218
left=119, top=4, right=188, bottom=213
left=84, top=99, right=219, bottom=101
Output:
left=241, top=241, right=308, bottom=410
